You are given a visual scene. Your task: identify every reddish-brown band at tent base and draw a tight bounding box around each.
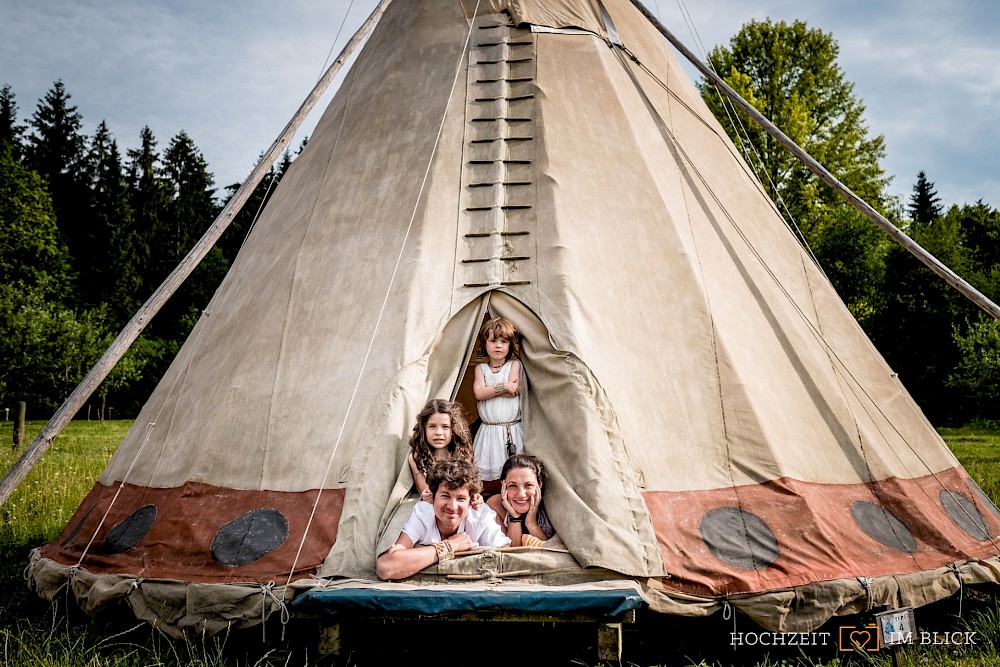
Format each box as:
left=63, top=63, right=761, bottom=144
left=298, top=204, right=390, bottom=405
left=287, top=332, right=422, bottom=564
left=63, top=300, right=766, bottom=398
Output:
left=39, top=482, right=344, bottom=584
left=645, top=467, right=1000, bottom=597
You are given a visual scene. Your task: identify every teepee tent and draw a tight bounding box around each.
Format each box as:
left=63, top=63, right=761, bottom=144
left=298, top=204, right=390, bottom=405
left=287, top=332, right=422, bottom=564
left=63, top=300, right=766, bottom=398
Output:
left=26, top=0, right=1000, bottom=637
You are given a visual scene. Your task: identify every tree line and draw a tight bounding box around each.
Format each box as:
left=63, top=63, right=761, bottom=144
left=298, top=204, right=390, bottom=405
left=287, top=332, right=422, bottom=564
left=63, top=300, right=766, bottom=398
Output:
left=1, top=80, right=296, bottom=419
left=3, top=18, right=999, bottom=426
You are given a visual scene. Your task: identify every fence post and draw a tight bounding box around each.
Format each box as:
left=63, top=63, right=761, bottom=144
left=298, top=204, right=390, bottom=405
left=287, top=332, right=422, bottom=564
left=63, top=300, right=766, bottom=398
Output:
left=13, top=402, right=26, bottom=450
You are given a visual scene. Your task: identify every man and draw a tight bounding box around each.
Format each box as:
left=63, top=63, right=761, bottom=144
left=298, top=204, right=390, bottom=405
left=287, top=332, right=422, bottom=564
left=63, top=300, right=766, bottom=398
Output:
left=376, top=459, right=510, bottom=580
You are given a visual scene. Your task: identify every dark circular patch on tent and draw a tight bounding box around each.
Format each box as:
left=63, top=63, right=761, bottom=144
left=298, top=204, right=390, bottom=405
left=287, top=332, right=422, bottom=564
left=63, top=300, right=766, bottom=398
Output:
left=700, top=507, right=779, bottom=570
left=850, top=501, right=916, bottom=553
left=940, top=490, right=990, bottom=540
left=211, top=508, right=289, bottom=567
left=103, top=505, right=157, bottom=554
left=968, top=478, right=1000, bottom=518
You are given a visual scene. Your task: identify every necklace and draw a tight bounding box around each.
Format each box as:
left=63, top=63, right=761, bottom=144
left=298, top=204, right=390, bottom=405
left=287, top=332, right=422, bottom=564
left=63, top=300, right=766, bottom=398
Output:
left=489, top=362, right=505, bottom=371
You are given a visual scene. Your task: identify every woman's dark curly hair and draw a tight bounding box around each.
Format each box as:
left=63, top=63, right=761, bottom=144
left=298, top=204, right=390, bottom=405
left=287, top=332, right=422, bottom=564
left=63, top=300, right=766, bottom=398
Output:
left=500, top=453, right=547, bottom=487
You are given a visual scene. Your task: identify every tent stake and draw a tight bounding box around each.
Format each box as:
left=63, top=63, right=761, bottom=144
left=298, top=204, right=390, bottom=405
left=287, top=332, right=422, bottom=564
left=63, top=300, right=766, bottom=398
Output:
left=0, top=0, right=393, bottom=509
left=628, top=0, right=1000, bottom=322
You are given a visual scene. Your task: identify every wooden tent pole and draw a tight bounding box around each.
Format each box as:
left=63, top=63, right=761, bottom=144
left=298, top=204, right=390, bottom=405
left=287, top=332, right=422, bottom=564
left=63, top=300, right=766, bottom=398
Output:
left=0, top=0, right=393, bottom=508
left=627, top=0, right=1000, bottom=322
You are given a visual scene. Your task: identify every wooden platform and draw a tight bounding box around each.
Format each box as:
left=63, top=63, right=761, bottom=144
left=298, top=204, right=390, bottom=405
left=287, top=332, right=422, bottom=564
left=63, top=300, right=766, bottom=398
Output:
left=291, top=585, right=644, bottom=661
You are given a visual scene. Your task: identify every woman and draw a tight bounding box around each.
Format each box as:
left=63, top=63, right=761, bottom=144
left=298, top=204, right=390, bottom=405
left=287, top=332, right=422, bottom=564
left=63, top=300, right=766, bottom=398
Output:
left=486, top=454, right=555, bottom=547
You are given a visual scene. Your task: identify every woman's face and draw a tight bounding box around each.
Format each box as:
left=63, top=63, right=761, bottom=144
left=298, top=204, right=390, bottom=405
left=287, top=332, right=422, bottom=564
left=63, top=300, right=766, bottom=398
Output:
left=503, top=466, right=540, bottom=513
left=425, top=412, right=453, bottom=452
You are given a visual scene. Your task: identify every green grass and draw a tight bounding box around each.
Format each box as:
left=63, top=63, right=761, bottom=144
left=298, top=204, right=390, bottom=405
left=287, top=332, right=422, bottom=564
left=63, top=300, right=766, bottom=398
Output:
left=939, top=426, right=1000, bottom=503
left=1, top=421, right=999, bottom=666
left=1, top=420, right=126, bottom=544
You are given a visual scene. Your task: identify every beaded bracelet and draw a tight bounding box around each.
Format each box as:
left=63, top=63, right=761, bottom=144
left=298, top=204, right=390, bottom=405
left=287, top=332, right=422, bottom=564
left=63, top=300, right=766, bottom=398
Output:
left=434, top=540, right=455, bottom=562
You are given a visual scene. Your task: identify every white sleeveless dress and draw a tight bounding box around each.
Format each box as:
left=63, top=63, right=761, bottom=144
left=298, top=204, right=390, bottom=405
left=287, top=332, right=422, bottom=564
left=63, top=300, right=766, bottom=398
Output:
left=474, top=360, right=524, bottom=480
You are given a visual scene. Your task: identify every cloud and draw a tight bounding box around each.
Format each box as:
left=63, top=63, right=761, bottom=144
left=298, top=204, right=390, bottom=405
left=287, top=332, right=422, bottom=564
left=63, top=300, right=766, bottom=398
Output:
left=1, top=0, right=359, bottom=191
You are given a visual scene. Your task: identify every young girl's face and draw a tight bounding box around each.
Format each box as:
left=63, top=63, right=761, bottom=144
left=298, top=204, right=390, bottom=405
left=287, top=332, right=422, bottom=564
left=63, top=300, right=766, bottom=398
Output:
left=503, top=466, right=540, bottom=514
left=485, top=335, right=510, bottom=364
left=425, top=412, right=453, bottom=453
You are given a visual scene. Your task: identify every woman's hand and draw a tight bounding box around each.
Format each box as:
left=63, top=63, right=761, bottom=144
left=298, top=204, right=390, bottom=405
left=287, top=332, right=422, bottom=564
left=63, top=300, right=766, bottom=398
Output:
left=500, top=486, right=520, bottom=518
left=525, top=486, right=541, bottom=524
left=420, top=487, right=432, bottom=503
left=471, top=492, right=484, bottom=510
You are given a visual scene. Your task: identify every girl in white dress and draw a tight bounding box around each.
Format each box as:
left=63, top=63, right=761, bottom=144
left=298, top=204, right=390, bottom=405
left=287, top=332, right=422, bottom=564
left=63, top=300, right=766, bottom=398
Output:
left=472, top=317, right=524, bottom=481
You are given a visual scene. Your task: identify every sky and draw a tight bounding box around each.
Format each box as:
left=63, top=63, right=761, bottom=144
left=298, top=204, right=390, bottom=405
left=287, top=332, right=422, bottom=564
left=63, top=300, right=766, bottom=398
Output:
left=2, top=0, right=998, bottom=210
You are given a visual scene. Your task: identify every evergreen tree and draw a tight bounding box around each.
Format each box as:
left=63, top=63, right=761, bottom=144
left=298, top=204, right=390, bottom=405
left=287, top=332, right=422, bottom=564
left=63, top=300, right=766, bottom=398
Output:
left=700, top=20, right=892, bottom=326
left=25, top=80, right=90, bottom=291
left=82, top=120, right=133, bottom=311
left=126, top=126, right=169, bottom=308
left=907, top=171, right=943, bottom=227
left=218, top=149, right=294, bottom=262
left=25, top=81, right=85, bottom=181
left=160, top=130, right=218, bottom=268
left=0, top=84, right=25, bottom=156
left=154, top=130, right=222, bottom=341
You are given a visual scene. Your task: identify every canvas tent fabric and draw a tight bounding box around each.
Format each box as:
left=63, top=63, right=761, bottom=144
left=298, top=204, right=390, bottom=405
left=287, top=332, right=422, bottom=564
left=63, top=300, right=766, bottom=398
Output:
left=29, top=0, right=1000, bottom=637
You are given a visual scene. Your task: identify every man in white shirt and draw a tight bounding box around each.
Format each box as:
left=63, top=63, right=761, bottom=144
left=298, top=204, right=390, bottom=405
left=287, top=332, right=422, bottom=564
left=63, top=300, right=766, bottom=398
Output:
left=376, top=460, right=510, bottom=580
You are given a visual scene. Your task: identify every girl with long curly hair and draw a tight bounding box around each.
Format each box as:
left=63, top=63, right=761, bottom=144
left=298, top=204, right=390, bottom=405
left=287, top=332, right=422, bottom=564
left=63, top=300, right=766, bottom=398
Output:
left=406, top=399, right=479, bottom=505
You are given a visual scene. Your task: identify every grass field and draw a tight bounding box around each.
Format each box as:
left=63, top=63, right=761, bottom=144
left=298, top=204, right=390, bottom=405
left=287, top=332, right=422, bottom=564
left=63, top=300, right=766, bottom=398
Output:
left=1, top=420, right=999, bottom=666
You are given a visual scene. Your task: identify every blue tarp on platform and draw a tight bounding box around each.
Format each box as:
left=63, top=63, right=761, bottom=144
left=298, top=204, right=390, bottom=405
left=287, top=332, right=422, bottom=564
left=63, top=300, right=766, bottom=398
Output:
left=291, top=586, right=645, bottom=619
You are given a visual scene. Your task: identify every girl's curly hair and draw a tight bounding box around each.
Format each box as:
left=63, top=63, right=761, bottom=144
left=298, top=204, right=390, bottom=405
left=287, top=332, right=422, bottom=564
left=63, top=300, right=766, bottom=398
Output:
left=409, top=399, right=474, bottom=475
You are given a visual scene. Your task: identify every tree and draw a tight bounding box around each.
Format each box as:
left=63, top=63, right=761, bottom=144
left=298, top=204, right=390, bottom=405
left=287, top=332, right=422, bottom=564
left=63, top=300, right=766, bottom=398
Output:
left=700, top=19, right=892, bottom=326
left=947, top=318, right=1000, bottom=421
left=25, top=81, right=85, bottom=182
left=25, top=81, right=90, bottom=292
left=0, top=84, right=25, bottom=156
left=873, top=212, right=974, bottom=422
left=126, top=126, right=169, bottom=308
left=160, top=130, right=218, bottom=268
left=954, top=200, right=1000, bottom=299
left=0, top=148, right=102, bottom=416
left=0, top=283, right=108, bottom=417
left=907, top=171, right=943, bottom=227
left=0, top=146, right=73, bottom=298
left=218, top=148, right=294, bottom=263
left=93, top=323, right=150, bottom=421
left=872, top=201, right=1000, bottom=423
left=80, top=120, right=132, bottom=309
left=152, top=131, right=221, bottom=341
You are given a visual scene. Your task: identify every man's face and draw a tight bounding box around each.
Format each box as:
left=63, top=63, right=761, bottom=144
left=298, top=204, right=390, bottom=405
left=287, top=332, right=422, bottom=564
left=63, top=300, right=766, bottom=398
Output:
left=433, top=484, right=471, bottom=535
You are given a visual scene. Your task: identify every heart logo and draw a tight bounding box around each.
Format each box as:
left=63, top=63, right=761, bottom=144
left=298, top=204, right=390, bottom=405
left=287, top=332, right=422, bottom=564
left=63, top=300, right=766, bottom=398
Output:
left=849, top=630, right=872, bottom=649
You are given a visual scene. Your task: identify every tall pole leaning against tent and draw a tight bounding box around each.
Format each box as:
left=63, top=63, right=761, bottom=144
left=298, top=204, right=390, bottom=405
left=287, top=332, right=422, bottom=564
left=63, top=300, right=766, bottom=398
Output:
left=0, top=0, right=394, bottom=510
